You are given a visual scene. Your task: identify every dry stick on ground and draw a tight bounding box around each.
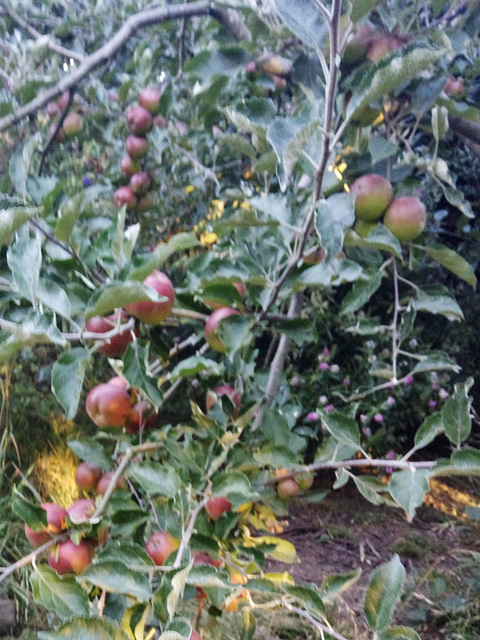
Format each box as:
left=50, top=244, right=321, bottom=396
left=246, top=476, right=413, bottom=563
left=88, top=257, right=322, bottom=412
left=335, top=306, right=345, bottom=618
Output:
left=0, top=2, right=250, bottom=132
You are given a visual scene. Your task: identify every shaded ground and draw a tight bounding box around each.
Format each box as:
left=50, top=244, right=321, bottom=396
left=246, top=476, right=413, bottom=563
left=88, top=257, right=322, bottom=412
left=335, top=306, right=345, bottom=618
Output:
left=267, top=478, right=480, bottom=639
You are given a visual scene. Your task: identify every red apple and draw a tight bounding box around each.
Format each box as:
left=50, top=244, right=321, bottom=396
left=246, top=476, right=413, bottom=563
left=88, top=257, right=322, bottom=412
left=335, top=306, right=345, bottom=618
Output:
left=130, top=172, right=151, bottom=195
left=204, top=307, right=240, bottom=353
left=46, top=101, right=60, bottom=118
left=277, top=478, right=300, bottom=499
left=193, top=552, right=222, bottom=567
left=57, top=92, right=70, bottom=110
left=121, top=155, right=142, bottom=177
left=126, top=135, right=149, bottom=159
left=113, top=186, right=137, bottom=210
left=125, top=401, right=157, bottom=433
left=48, top=539, right=95, bottom=575
left=126, top=105, right=152, bottom=135
left=138, top=87, right=162, bottom=115
left=444, top=76, right=466, bottom=99
left=75, top=463, right=103, bottom=491
left=96, top=471, right=126, bottom=496
left=205, top=496, right=232, bottom=520
left=68, top=498, right=96, bottom=522
left=383, top=196, right=426, bottom=242
left=190, top=632, right=202, bottom=640
left=368, top=36, right=402, bottom=63
left=145, top=531, right=180, bottom=566
left=86, top=383, right=132, bottom=428
left=206, top=385, right=242, bottom=412
left=25, top=503, right=68, bottom=547
left=63, top=113, right=83, bottom=138
left=86, top=311, right=138, bottom=357
left=153, top=114, right=168, bottom=128
left=350, top=174, right=393, bottom=222
left=126, top=270, right=175, bottom=325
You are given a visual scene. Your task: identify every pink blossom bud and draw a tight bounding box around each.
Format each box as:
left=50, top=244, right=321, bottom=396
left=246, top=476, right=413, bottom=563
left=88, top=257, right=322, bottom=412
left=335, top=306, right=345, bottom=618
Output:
left=428, top=400, right=437, bottom=408
left=374, top=413, right=383, bottom=423
left=322, top=347, right=330, bottom=357
left=362, top=426, right=371, bottom=436
left=330, top=364, right=340, bottom=373
left=439, top=389, right=449, bottom=400
left=307, top=412, right=319, bottom=421
left=319, top=395, right=328, bottom=405
left=325, top=404, right=334, bottom=413
left=290, top=375, right=301, bottom=386
left=432, top=383, right=440, bottom=390
left=342, top=378, right=350, bottom=386
left=404, top=375, right=414, bottom=385
left=319, top=362, right=329, bottom=371
left=386, top=396, right=396, bottom=406
left=385, top=450, right=395, bottom=460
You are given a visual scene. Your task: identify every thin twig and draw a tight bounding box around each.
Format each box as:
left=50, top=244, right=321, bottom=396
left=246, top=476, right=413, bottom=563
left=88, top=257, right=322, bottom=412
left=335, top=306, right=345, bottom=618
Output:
left=173, top=495, right=209, bottom=568
left=283, top=602, right=349, bottom=640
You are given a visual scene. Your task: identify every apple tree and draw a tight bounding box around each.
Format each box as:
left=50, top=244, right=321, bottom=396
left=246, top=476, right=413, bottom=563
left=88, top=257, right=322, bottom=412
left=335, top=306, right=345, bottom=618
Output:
left=0, top=0, right=479, bottom=638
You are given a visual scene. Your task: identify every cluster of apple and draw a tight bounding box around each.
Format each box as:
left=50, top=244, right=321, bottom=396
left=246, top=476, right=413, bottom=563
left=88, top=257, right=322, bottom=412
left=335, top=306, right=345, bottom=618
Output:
left=114, top=88, right=164, bottom=214
left=274, top=469, right=314, bottom=500
left=75, top=461, right=125, bottom=496
left=350, top=174, right=427, bottom=242
left=46, top=91, right=83, bottom=142
left=24, top=499, right=105, bottom=575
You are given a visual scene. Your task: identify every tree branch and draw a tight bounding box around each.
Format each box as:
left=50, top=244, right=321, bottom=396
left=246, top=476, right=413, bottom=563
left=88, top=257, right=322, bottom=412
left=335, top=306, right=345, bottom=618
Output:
left=0, top=1, right=212, bottom=132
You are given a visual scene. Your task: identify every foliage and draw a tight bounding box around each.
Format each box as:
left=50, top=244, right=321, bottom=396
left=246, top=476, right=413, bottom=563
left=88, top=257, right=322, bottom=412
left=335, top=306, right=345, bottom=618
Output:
left=0, top=0, right=479, bottom=639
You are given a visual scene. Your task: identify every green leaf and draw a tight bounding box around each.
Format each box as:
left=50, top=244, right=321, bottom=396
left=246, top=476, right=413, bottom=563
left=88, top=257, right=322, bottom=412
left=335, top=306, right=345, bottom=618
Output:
left=347, top=44, right=448, bottom=121
left=410, top=353, right=460, bottom=375
left=282, top=583, right=326, bottom=618
left=167, top=565, right=192, bottom=622
left=68, top=439, right=112, bottom=470
left=272, top=318, right=317, bottom=346
left=364, top=555, right=406, bottom=631
left=378, top=627, right=421, bottom=640
left=320, top=411, right=361, bottom=449
left=412, top=291, right=463, bottom=321
left=249, top=193, right=293, bottom=243
left=87, top=282, right=167, bottom=319
left=12, top=488, right=47, bottom=530
left=441, top=378, right=473, bottom=447
left=78, top=560, right=152, bottom=601
left=353, top=476, right=386, bottom=506
left=388, top=468, right=430, bottom=518
left=38, top=280, right=72, bottom=319
left=220, top=134, right=257, bottom=159
left=275, top=0, right=328, bottom=50
left=31, top=565, right=89, bottom=620
left=315, top=193, right=355, bottom=263
left=126, top=462, right=181, bottom=498
left=369, top=136, right=399, bottom=164
left=9, top=134, right=41, bottom=201
left=96, top=541, right=154, bottom=567
left=442, top=183, right=475, bottom=219
left=123, top=341, right=163, bottom=408
left=51, top=348, right=90, bottom=420
left=171, top=355, right=222, bottom=379
left=431, top=105, right=449, bottom=142
left=218, top=315, right=253, bottom=356
left=321, top=568, right=362, bottom=602
left=7, top=236, right=42, bottom=305
left=414, top=413, right=444, bottom=450
left=38, top=617, right=129, bottom=640
left=240, top=609, right=256, bottom=640
left=213, top=207, right=277, bottom=235
left=351, top=0, right=382, bottom=21
left=184, top=45, right=250, bottom=84
left=0, top=207, right=40, bottom=246
left=341, top=272, right=383, bottom=315
left=417, top=244, right=476, bottom=288
left=211, top=472, right=259, bottom=508
left=344, top=226, right=402, bottom=258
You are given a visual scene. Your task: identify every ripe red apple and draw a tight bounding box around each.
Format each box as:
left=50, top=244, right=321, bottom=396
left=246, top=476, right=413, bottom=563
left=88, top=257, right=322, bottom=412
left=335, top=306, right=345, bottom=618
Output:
left=383, top=196, right=426, bottom=242
left=444, top=76, right=466, bottom=99
left=190, top=632, right=202, bottom=640
left=153, top=114, right=168, bottom=128
left=48, top=539, right=95, bottom=575
left=63, top=113, right=83, bottom=138
left=206, top=385, right=242, bottom=412
left=368, top=36, right=402, bottom=63
left=205, top=496, right=232, bottom=520
left=96, top=471, right=126, bottom=496
left=277, top=478, right=300, bottom=500
left=137, top=192, right=155, bottom=213
left=126, top=270, right=175, bottom=325
left=68, top=499, right=96, bottom=522
left=75, top=463, right=103, bottom=491
left=25, top=503, right=68, bottom=546
left=121, top=155, right=142, bottom=178
left=130, top=171, right=151, bottom=195
left=145, top=531, right=180, bottom=566
left=46, top=101, right=60, bottom=118
left=107, top=376, right=129, bottom=389
left=126, top=105, right=152, bottom=135
left=205, top=307, right=240, bottom=353
left=86, top=383, right=132, bottom=428
left=138, top=87, right=162, bottom=115
left=125, top=401, right=157, bottom=433
left=193, top=552, right=222, bottom=568
left=126, top=135, right=149, bottom=159
left=350, top=174, right=393, bottom=222
left=113, top=186, right=137, bottom=210
left=85, top=310, right=137, bottom=357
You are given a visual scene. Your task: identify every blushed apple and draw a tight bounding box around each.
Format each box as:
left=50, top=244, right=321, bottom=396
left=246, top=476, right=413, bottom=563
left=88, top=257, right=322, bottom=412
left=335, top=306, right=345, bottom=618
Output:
left=383, top=196, right=426, bottom=242
left=75, top=463, right=103, bottom=492
left=350, top=174, right=393, bottom=221
left=48, top=539, right=95, bottom=575
left=205, top=307, right=240, bottom=353
left=126, top=270, right=175, bottom=325
left=86, top=383, right=132, bottom=428
left=126, top=105, right=152, bottom=135
left=85, top=310, right=137, bottom=357
left=145, top=531, right=180, bottom=566
left=126, top=135, right=149, bottom=159
left=205, top=496, right=232, bottom=520
left=138, top=87, right=162, bottom=115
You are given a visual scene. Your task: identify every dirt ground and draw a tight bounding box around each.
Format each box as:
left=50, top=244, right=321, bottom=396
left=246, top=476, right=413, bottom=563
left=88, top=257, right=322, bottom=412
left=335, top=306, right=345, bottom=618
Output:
left=266, top=477, right=480, bottom=639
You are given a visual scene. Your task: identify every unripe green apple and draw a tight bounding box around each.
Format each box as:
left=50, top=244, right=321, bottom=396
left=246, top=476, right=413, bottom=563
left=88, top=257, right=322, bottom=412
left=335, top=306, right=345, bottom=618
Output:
left=350, top=174, right=393, bottom=222
left=297, top=474, right=314, bottom=491
left=75, top=463, right=103, bottom=491
left=354, top=220, right=377, bottom=237
left=145, top=531, right=180, bottom=566
left=205, top=307, right=240, bottom=353
left=48, top=539, right=95, bottom=575
left=126, top=270, right=175, bottom=325
left=383, top=196, right=426, bottom=242
left=63, top=113, right=83, bottom=138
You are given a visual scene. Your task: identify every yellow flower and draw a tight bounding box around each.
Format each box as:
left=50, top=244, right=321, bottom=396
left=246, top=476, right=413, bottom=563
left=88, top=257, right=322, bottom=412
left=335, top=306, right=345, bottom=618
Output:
left=200, top=231, right=218, bottom=245
left=184, top=185, right=195, bottom=194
